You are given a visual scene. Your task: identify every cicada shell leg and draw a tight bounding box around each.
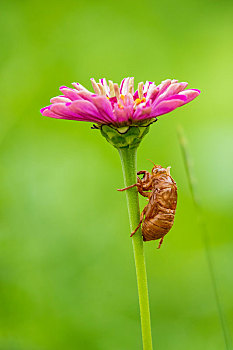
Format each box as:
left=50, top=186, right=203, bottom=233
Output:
left=157, top=237, right=164, bottom=249
left=117, top=176, right=143, bottom=192
left=130, top=206, right=147, bottom=237
left=117, top=183, right=137, bottom=191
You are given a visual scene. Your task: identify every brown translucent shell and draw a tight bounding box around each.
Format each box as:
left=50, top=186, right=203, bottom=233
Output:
left=119, top=165, right=177, bottom=248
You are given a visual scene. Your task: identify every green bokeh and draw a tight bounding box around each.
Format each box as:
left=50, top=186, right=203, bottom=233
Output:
left=0, top=0, right=233, bottom=349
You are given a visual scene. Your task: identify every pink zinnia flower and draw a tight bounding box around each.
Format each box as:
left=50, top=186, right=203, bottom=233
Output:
left=41, top=78, right=200, bottom=127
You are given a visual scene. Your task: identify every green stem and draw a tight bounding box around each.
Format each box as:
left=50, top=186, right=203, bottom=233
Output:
left=118, top=147, right=153, bottom=350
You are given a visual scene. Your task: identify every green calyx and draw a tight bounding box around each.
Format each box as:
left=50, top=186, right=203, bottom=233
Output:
left=97, top=119, right=156, bottom=149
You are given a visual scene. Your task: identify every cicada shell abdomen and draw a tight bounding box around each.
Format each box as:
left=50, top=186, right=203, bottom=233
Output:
left=142, top=176, right=177, bottom=242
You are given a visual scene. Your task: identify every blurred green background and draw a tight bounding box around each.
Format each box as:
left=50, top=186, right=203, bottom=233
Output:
left=0, top=0, right=233, bottom=349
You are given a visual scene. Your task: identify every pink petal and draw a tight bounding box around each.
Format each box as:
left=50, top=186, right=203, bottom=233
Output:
left=133, top=90, right=139, bottom=100
left=50, top=103, right=101, bottom=122
left=50, top=103, right=80, bottom=118
left=72, top=82, right=91, bottom=92
left=41, top=105, right=75, bottom=120
left=164, top=82, right=188, bottom=96
left=133, top=105, right=152, bottom=121
left=77, top=91, right=98, bottom=102
left=59, top=87, right=83, bottom=101
left=91, top=95, right=116, bottom=123
left=123, top=93, right=134, bottom=106
left=157, top=79, right=172, bottom=95
left=152, top=95, right=187, bottom=117
left=119, top=78, right=126, bottom=93
left=50, top=96, right=71, bottom=103
left=146, top=85, right=159, bottom=102
left=41, top=106, right=61, bottom=118
left=179, top=89, right=200, bottom=103
left=69, top=100, right=107, bottom=123
left=114, top=104, right=134, bottom=123
left=154, top=82, right=188, bottom=105
left=121, top=77, right=130, bottom=95
left=40, top=106, right=49, bottom=113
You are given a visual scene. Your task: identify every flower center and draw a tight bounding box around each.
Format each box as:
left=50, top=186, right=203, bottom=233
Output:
left=90, top=78, right=151, bottom=112
left=134, top=97, right=146, bottom=106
